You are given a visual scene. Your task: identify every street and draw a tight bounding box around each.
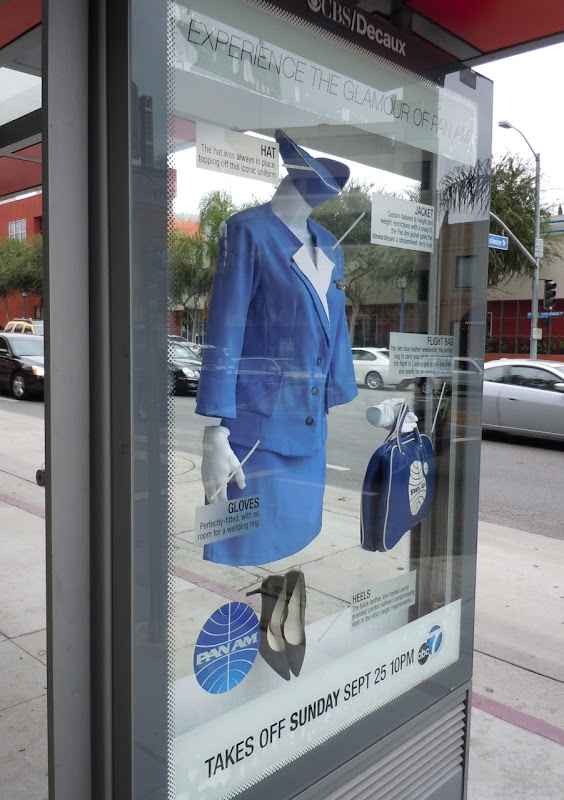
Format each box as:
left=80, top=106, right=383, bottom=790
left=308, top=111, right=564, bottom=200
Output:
left=168, top=389, right=564, bottom=541
left=4, top=391, right=563, bottom=540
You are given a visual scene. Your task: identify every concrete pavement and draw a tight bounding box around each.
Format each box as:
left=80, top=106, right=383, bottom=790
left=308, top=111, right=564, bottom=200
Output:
left=0, top=404, right=563, bottom=799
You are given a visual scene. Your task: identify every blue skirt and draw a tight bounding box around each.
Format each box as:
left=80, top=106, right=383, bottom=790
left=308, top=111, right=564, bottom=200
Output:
left=203, top=443, right=326, bottom=566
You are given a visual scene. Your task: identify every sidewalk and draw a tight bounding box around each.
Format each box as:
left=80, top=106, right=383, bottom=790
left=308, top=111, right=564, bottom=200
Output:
left=1, top=410, right=563, bottom=799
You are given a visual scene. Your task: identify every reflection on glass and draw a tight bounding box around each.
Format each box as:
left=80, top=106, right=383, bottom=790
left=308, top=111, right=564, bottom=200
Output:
left=0, top=68, right=41, bottom=126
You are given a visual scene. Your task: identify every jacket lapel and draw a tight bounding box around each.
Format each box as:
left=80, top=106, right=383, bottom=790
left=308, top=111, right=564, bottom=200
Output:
left=291, top=244, right=334, bottom=343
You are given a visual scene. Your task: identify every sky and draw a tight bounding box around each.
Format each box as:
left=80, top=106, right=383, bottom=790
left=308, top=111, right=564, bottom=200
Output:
left=477, top=42, right=564, bottom=213
left=173, top=41, right=564, bottom=217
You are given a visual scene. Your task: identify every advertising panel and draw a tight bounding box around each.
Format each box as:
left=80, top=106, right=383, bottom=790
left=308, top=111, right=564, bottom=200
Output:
left=175, top=601, right=460, bottom=797
left=163, top=1, right=490, bottom=797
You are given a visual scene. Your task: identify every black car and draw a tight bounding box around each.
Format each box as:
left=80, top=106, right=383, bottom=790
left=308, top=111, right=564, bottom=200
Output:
left=168, top=341, right=201, bottom=395
left=0, top=333, right=45, bottom=400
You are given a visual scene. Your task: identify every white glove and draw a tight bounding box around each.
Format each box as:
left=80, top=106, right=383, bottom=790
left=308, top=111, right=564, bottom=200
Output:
left=201, top=425, right=246, bottom=503
left=366, top=397, right=418, bottom=433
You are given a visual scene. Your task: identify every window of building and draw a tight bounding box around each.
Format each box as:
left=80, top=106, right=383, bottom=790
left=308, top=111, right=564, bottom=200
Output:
left=9, top=219, right=26, bottom=240
left=456, top=254, right=477, bottom=288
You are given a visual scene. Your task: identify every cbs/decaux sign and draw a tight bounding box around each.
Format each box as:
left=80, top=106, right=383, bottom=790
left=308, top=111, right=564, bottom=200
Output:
left=306, top=0, right=407, bottom=56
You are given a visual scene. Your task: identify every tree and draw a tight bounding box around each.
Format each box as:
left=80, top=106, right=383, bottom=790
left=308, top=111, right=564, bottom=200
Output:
left=0, top=235, right=43, bottom=321
left=489, top=154, right=557, bottom=287
left=168, top=228, right=210, bottom=337
left=439, top=154, right=557, bottom=287
left=24, top=234, right=43, bottom=295
left=312, top=181, right=419, bottom=342
left=198, top=189, right=242, bottom=269
left=169, top=191, right=253, bottom=338
left=0, top=238, right=31, bottom=320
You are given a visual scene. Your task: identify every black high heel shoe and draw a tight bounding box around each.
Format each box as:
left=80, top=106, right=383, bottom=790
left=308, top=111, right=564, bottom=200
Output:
left=283, top=570, right=306, bottom=677
left=247, top=575, right=290, bottom=681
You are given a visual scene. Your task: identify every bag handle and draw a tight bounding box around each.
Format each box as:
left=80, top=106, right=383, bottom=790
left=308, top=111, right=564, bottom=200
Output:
left=385, top=401, right=409, bottom=453
left=385, top=401, right=424, bottom=454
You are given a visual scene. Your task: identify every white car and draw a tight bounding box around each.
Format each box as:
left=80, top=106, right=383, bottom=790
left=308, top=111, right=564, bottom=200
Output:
left=351, top=347, right=395, bottom=390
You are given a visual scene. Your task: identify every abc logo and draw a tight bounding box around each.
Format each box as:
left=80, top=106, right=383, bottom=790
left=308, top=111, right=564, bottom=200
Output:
left=427, top=624, right=443, bottom=654
left=418, top=643, right=430, bottom=665
left=418, top=624, right=444, bottom=666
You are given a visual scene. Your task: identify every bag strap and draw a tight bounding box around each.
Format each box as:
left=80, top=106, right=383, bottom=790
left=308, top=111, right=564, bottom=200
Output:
left=385, top=401, right=409, bottom=453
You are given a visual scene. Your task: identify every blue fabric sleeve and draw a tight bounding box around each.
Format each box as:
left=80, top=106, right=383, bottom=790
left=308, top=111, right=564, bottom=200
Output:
left=195, top=221, right=259, bottom=419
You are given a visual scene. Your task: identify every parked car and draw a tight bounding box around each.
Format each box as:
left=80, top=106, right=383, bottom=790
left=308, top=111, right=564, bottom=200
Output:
left=168, top=334, right=201, bottom=354
left=4, top=318, right=44, bottom=336
left=417, top=357, right=483, bottom=397
left=351, top=347, right=411, bottom=390
left=482, top=358, right=564, bottom=441
left=0, top=333, right=45, bottom=400
left=168, top=340, right=202, bottom=395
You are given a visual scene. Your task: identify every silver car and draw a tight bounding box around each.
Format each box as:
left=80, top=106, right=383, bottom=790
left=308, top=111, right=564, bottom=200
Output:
left=482, top=358, right=564, bottom=441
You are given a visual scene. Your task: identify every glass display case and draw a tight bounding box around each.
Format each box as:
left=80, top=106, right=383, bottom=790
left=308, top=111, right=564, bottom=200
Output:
left=126, top=1, right=493, bottom=797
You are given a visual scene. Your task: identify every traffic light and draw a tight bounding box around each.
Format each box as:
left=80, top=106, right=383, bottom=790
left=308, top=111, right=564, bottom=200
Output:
left=543, top=280, right=557, bottom=310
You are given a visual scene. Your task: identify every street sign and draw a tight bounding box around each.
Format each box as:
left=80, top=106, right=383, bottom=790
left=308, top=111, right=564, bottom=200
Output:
left=534, top=238, right=544, bottom=259
left=527, top=311, right=563, bottom=318
left=488, top=233, right=508, bottom=250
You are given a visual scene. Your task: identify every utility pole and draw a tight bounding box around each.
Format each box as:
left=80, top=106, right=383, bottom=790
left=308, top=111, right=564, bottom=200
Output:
left=498, top=121, right=541, bottom=359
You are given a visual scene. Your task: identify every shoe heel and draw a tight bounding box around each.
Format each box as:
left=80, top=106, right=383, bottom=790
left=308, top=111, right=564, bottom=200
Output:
left=283, top=570, right=306, bottom=677
left=249, top=576, right=290, bottom=681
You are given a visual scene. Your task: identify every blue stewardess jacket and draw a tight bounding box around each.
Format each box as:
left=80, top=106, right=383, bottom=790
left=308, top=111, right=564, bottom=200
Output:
left=195, top=203, right=358, bottom=456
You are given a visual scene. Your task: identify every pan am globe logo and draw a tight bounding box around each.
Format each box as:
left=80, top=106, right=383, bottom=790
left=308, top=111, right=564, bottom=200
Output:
left=408, top=460, right=427, bottom=515
left=194, top=602, right=260, bottom=694
left=418, top=624, right=443, bottom=666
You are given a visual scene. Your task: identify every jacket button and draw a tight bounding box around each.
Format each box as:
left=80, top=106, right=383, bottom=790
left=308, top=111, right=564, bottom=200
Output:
left=305, top=416, right=314, bottom=425
left=311, top=386, right=319, bottom=395
left=316, top=357, right=322, bottom=366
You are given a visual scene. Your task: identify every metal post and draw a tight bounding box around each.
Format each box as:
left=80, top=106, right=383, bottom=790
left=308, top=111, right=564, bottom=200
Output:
left=531, top=153, right=541, bottom=359
left=498, top=121, right=541, bottom=359
left=396, top=277, right=407, bottom=333
left=45, top=0, right=93, bottom=796
left=400, top=286, right=405, bottom=331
